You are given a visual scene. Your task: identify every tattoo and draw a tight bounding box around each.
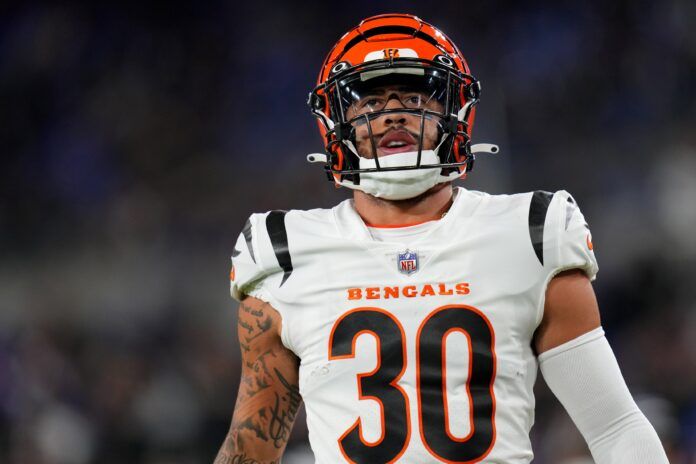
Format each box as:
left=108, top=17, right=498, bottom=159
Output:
left=237, top=416, right=268, bottom=441
left=250, top=308, right=264, bottom=317
left=244, top=350, right=277, bottom=397
left=247, top=376, right=270, bottom=397
left=239, top=302, right=256, bottom=314
left=220, top=299, right=300, bottom=462
left=238, top=302, right=274, bottom=344
left=239, top=319, right=254, bottom=334
left=245, top=316, right=273, bottom=343
left=268, top=368, right=302, bottom=448
left=255, top=350, right=276, bottom=377
left=214, top=451, right=279, bottom=464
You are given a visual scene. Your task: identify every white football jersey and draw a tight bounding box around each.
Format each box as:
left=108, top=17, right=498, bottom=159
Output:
left=230, top=187, right=598, bottom=464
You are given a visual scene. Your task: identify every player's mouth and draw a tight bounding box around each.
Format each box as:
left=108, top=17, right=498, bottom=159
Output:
left=377, top=129, right=419, bottom=156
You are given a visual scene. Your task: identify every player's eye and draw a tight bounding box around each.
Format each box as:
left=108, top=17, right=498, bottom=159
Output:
left=403, top=94, right=423, bottom=108
left=358, top=97, right=385, bottom=111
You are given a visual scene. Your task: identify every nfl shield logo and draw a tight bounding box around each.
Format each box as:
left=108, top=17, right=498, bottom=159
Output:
left=397, top=250, right=419, bottom=275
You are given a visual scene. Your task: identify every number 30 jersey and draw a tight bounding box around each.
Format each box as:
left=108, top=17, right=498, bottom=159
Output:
left=230, top=187, right=598, bottom=464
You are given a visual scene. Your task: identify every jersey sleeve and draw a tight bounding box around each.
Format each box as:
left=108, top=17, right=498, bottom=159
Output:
left=547, top=190, right=599, bottom=281
left=230, top=213, right=280, bottom=302
left=230, top=211, right=297, bottom=353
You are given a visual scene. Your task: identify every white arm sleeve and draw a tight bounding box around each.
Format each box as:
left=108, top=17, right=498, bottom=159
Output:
left=539, top=327, right=669, bottom=463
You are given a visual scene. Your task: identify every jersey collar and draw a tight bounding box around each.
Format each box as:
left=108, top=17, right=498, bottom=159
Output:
left=331, top=187, right=483, bottom=243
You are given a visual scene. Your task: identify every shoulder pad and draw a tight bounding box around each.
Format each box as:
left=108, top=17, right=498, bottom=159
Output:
left=230, top=211, right=295, bottom=301
left=527, top=190, right=599, bottom=279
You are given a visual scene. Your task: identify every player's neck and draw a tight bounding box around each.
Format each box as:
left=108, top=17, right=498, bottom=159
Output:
left=353, top=184, right=454, bottom=227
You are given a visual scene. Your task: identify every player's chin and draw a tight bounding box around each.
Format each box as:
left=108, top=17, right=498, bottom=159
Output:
left=381, top=182, right=452, bottom=204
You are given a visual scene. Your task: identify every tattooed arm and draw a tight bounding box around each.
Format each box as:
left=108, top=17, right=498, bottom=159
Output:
left=214, top=296, right=302, bottom=464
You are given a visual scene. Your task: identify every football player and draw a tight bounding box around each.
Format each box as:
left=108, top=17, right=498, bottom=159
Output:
left=215, top=14, right=669, bottom=464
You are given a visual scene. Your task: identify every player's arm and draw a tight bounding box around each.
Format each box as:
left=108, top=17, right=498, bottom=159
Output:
left=214, top=296, right=301, bottom=464
left=535, top=269, right=669, bottom=463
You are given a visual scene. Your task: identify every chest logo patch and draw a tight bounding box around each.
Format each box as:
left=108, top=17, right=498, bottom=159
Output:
left=397, top=249, right=419, bottom=275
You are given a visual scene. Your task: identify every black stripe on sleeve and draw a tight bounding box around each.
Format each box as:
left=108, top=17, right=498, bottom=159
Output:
left=266, top=211, right=293, bottom=286
left=242, top=218, right=256, bottom=263
left=564, top=197, right=577, bottom=231
left=528, top=191, right=555, bottom=265
left=231, top=247, right=241, bottom=258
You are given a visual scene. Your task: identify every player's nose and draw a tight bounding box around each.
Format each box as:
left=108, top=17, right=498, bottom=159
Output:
left=379, top=96, right=408, bottom=126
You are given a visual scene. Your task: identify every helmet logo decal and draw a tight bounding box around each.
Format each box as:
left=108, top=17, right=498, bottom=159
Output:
left=363, top=48, right=419, bottom=62
left=383, top=48, right=400, bottom=59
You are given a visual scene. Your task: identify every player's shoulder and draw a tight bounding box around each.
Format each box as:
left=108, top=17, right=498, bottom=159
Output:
left=230, top=205, right=341, bottom=302
left=237, top=204, right=340, bottom=267
left=244, top=203, right=339, bottom=240
left=497, top=188, right=594, bottom=271
left=243, top=206, right=330, bottom=229
left=460, top=187, right=579, bottom=217
left=457, top=187, right=588, bottom=252
left=456, top=187, right=549, bottom=220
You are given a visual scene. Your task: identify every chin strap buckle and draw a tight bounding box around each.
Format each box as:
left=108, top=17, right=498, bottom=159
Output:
left=470, top=143, right=499, bottom=155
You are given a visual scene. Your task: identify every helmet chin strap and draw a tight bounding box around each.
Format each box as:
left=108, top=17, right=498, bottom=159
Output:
left=334, top=137, right=459, bottom=201
left=305, top=137, right=500, bottom=201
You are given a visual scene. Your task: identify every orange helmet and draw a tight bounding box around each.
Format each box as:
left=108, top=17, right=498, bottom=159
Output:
left=308, top=13, right=483, bottom=185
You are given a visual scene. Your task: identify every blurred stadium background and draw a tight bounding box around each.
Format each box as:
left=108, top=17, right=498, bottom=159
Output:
left=1, top=1, right=694, bottom=463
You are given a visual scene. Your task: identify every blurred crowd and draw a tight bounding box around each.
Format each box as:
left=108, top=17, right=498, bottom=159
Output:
left=1, top=1, right=694, bottom=463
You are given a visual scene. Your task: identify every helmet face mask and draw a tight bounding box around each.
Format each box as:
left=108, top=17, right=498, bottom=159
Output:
left=337, top=65, right=450, bottom=164
left=337, top=65, right=450, bottom=125
left=308, top=14, right=481, bottom=188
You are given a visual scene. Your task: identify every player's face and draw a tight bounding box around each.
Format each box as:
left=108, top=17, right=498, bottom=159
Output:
left=344, top=85, right=444, bottom=159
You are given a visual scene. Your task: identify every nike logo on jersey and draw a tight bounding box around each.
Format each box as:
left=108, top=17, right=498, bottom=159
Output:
left=347, top=282, right=470, bottom=300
